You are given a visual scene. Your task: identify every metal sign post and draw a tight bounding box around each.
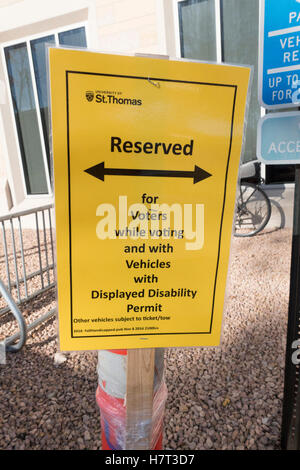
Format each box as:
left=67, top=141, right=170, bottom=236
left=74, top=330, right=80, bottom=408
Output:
left=258, top=0, right=300, bottom=449
left=281, top=164, right=300, bottom=450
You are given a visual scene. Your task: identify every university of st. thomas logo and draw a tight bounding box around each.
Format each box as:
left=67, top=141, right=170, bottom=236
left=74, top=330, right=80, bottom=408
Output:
left=85, top=91, right=94, bottom=102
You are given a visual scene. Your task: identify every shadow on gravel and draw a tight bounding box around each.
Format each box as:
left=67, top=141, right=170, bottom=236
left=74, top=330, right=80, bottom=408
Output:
left=0, top=288, right=56, bottom=331
left=164, top=316, right=285, bottom=451
left=0, top=321, right=101, bottom=450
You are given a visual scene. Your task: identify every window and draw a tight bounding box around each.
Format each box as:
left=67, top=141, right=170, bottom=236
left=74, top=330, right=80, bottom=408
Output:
left=220, top=0, right=260, bottom=164
left=179, top=0, right=216, bottom=62
left=178, top=0, right=259, bottom=164
left=4, top=26, right=87, bottom=195
left=177, top=0, right=296, bottom=184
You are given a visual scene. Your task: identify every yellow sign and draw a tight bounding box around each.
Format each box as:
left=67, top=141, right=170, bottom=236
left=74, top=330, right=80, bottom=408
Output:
left=49, top=48, right=250, bottom=351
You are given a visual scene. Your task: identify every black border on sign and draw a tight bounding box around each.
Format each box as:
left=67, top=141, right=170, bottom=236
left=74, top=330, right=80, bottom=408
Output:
left=65, top=70, right=237, bottom=339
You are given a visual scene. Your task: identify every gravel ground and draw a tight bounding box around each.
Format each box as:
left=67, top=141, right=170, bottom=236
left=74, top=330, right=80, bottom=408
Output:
left=0, top=227, right=292, bottom=450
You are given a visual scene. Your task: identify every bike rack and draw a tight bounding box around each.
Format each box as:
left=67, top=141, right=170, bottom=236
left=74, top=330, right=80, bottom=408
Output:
left=0, top=279, right=27, bottom=362
left=0, top=204, right=56, bottom=363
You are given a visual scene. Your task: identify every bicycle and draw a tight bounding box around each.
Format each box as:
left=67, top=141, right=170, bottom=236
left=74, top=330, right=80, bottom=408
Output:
left=234, top=160, right=272, bottom=237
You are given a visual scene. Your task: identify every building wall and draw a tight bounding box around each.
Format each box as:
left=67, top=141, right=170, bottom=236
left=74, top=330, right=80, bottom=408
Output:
left=96, top=0, right=159, bottom=53
left=0, top=0, right=175, bottom=216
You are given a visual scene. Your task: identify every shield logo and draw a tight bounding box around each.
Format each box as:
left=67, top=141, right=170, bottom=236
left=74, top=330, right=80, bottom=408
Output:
left=86, top=91, right=94, bottom=102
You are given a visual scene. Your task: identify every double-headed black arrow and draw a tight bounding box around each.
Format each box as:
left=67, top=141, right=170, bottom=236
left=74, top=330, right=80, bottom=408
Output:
left=84, top=161, right=212, bottom=184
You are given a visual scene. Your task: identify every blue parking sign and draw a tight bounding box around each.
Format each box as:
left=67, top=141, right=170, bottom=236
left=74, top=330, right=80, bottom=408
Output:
left=257, top=112, right=300, bottom=164
left=259, top=0, right=300, bottom=108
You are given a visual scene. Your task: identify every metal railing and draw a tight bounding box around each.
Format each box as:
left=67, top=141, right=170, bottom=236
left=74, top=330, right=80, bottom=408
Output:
left=0, top=203, right=56, bottom=360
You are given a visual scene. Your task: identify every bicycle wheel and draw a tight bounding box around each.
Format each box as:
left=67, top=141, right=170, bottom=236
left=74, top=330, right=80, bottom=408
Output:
left=234, top=182, right=271, bottom=237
